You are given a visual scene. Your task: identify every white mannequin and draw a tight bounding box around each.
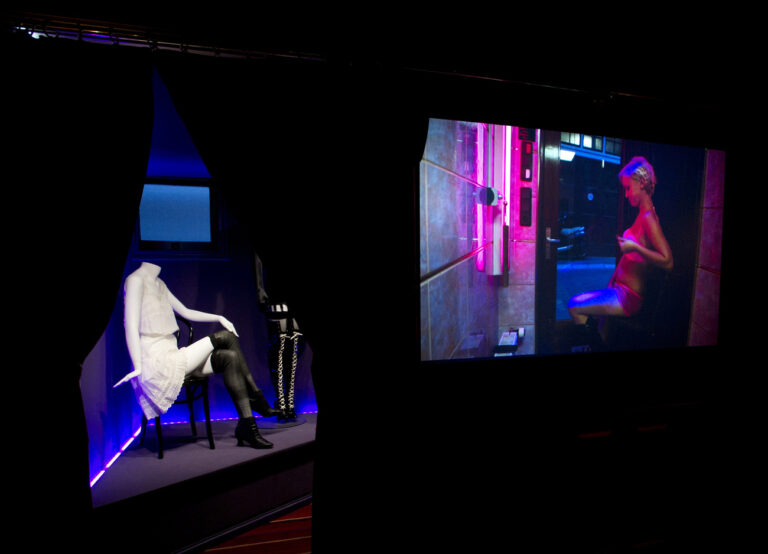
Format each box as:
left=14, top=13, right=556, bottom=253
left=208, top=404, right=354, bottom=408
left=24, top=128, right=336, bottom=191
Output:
left=114, top=262, right=277, bottom=448
left=113, top=262, right=237, bottom=388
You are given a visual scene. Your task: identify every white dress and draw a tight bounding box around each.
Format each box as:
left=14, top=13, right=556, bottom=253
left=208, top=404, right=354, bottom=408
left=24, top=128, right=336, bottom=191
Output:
left=128, top=266, right=188, bottom=419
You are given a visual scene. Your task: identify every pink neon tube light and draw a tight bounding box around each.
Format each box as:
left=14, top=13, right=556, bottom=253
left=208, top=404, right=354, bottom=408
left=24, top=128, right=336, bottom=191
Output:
left=475, top=124, right=486, bottom=271
left=505, top=126, right=512, bottom=227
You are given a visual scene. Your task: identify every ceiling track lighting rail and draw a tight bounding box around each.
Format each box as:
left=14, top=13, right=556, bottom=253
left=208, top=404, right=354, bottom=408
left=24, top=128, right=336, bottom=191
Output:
left=2, top=12, right=325, bottom=62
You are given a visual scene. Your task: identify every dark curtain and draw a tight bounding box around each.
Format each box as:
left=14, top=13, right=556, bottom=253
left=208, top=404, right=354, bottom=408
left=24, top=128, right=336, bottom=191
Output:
left=622, top=139, right=706, bottom=348
left=153, top=51, right=428, bottom=548
left=4, top=32, right=153, bottom=546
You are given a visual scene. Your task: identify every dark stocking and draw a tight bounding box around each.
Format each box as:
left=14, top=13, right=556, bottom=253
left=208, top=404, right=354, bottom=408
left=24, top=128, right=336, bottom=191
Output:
left=210, top=341, right=274, bottom=448
left=210, top=330, right=260, bottom=395
left=210, top=349, right=251, bottom=418
left=209, top=330, right=281, bottom=418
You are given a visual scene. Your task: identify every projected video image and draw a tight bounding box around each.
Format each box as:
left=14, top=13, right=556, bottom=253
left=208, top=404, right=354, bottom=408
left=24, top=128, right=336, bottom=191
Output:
left=419, top=118, right=725, bottom=360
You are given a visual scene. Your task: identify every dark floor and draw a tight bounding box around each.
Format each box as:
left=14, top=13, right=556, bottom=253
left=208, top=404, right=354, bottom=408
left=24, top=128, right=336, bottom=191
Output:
left=203, top=502, right=312, bottom=553
left=91, top=413, right=317, bottom=507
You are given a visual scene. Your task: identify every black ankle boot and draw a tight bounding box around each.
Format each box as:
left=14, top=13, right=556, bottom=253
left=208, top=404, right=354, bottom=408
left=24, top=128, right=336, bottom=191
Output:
left=235, top=417, right=273, bottom=449
left=250, top=389, right=283, bottom=418
left=279, top=407, right=297, bottom=423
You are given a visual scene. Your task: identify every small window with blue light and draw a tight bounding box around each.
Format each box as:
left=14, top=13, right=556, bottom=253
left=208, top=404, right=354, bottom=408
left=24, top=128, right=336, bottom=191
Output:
left=136, top=180, right=223, bottom=257
left=562, top=132, right=581, bottom=147
left=582, top=135, right=602, bottom=152
left=605, top=137, right=622, bottom=156
left=140, top=183, right=211, bottom=243
left=561, top=133, right=622, bottom=165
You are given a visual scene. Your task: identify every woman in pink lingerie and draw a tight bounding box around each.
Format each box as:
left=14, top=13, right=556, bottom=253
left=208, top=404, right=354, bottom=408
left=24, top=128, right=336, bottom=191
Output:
left=568, top=156, right=673, bottom=338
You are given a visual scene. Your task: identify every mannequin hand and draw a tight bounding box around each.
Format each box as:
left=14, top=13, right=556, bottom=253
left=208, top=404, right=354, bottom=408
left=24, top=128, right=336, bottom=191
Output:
left=113, top=369, right=141, bottom=388
left=219, top=316, right=239, bottom=337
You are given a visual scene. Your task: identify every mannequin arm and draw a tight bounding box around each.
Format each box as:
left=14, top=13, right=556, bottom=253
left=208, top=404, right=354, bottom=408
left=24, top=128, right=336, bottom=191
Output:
left=167, top=290, right=238, bottom=336
left=113, top=274, right=144, bottom=388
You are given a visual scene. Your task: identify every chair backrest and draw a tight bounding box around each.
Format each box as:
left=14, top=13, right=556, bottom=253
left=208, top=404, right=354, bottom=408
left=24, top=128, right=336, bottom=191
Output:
left=602, top=268, right=673, bottom=350
left=638, top=267, right=672, bottom=333
left=175, top=315, right=195, bottom=346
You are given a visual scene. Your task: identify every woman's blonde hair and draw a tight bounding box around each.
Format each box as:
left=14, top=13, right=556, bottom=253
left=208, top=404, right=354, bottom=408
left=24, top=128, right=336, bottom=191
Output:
left=618, top=156, right=657, bottom=196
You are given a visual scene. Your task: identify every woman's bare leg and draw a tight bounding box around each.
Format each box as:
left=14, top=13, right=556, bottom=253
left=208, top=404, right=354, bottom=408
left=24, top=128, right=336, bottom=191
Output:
left=568, top=288, right=626, bottom=325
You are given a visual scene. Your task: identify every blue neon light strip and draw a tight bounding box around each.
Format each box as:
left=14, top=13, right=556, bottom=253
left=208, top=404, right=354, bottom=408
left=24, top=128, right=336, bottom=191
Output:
left=90, top=426, right=143, bottom=487
left=561, top=146, right=621, bottom=165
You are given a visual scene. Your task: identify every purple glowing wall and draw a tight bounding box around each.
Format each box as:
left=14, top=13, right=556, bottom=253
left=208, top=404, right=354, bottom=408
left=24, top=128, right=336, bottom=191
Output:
left=688, top=149, right=726, bottom=346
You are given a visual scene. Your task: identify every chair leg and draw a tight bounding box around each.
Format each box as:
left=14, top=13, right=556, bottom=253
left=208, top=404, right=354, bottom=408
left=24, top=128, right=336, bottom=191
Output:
left=142, top=381, right=214, bottom=459
left=186, top=384, right=198, bottom=437
left=155, top=416, right=164, bottom=459
left=140, top=415, right=148, bottom=446
left=203, top=380, right=215, bottom=450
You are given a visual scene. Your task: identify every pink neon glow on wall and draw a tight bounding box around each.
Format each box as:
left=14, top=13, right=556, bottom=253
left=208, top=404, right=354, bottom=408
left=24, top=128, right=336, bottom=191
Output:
left=475, top=123, right=486, bottom=271
left=504, top=126, right=512, bottom=227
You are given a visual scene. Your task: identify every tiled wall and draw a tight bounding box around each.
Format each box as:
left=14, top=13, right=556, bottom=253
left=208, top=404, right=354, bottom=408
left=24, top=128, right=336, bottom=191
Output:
left=420, top=119, right=498, bottom=360
left=688, top=149, right=725, bottom=346
left=420, top=120, right=539, bottom=359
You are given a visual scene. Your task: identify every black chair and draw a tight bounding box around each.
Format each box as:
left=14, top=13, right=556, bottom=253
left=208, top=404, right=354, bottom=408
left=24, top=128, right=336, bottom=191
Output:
left=600, top=269, right=673, bottom=351
left=139, top=316, right=215, bottom=459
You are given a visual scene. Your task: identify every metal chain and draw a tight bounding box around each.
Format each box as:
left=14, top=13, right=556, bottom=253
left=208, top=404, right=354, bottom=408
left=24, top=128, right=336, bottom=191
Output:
left=287, top=332, right=302, bottom=410
left=275, top=331, right=303, bottom=415
left=276, top=334, right=287, bottom=412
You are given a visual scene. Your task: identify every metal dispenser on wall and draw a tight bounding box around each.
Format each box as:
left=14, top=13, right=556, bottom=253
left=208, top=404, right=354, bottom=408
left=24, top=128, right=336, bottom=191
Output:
left=482, top=125, right=508, bottom=279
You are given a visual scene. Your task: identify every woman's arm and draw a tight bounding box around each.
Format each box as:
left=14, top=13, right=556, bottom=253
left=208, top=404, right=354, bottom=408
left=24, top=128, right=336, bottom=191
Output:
left=167, top=289, right=238, bottom=336
left=619, top=211, right=674, bottom=271
left=113, top=274, right=144, bottom=387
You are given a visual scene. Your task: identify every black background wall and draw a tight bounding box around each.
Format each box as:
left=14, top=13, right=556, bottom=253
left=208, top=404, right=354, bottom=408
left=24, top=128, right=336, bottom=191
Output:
left=3, top=8, right=752, bottom=552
